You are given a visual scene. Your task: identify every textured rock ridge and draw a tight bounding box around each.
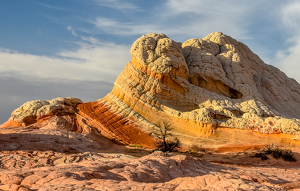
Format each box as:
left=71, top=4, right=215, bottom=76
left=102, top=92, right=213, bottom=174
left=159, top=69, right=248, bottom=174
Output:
left=2, top=32, right=300, bottom=147
left=1, top=143, right=299, bottom=190
left=78, top=32, right=300, bottom=146
left=0, top=97, right=83, bottom=132
left=3, top=32, right=300, bottom=191
left=77, top=101, right=156, bottom=148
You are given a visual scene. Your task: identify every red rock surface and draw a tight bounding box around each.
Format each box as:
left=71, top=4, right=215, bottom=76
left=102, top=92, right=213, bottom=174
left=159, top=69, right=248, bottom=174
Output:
left=0, top=126, right=300, bottom=190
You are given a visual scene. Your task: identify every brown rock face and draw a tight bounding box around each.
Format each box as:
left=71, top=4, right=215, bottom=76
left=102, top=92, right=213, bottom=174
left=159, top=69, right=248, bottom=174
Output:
left=2, top=32, right=300, bottom=147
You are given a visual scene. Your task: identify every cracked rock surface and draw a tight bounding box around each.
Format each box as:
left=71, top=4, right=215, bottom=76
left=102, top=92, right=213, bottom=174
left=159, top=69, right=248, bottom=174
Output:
left=0, top=127, right=300, bottom=190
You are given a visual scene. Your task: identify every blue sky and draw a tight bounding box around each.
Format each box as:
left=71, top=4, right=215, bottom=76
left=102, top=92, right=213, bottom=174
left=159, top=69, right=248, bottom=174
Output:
left=1, top=0, right=300, bottom=123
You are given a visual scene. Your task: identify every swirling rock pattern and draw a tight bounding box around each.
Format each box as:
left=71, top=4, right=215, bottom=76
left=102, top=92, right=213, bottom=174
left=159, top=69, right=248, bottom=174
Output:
left=2, top=32, right=300, bottom=190
left=2, top=32, right=300, bottom=147
left=0, top=147, right=299, bottom=190
left=78, top=32, right=300, bottom=147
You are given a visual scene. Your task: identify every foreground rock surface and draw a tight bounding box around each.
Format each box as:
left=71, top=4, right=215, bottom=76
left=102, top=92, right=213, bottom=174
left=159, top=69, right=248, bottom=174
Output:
left=0, top=127, right=300, bottom=191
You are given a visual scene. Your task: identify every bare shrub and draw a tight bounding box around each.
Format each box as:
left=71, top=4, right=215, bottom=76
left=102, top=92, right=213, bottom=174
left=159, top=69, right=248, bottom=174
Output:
left=152, top=121, right=181, bottom=152
left=187, top=144, right=206, bottom=153
left=251, top=144, right=297, bottom=162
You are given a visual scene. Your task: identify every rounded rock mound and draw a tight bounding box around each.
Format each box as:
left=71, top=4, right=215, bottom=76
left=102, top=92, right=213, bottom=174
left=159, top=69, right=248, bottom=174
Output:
left=2, top=32, right=300, bottom=148
left=0, top=97, right=84, bottom=132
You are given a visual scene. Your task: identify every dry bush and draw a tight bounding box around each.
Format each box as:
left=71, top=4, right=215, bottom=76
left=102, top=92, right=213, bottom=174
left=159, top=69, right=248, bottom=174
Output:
left=152, top=121, right=181, bottom=152
left=186, top=144, right=206, bottom=153
left=155, top=138, right=181, bottom=152
left=251, top=144, right=297, bottom=162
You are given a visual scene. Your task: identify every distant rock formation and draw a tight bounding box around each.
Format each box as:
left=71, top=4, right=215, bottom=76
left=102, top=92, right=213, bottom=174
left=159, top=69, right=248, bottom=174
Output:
left=0, top=97, right=83, bottom=131
left=2, top=32, right=300, bottom=147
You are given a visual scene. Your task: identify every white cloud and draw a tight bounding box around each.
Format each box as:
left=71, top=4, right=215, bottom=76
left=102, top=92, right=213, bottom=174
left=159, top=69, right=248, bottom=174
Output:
left=93, top=0, right=139, bottom=10
left=81, top=36, right=101, bottom=44
left=163, top=0, right=252, bottom=39
left=163, top=0, right=288, bottom=41
left=0, top=35, right=125, bottom=123
left=92, top=0, right=283, bottom=42
left=93, top=17, right=161, bottom=35
left=67, top=26, right=78, bottom=36
left=165, top=0, right=248, bottom=17
left=275, top=1, right=300, bottom=83
left=0, top=40, right=131, bottom=83
left=281, top=1, right=300, bottom=33
left=38, top=3, right=67, bottom=11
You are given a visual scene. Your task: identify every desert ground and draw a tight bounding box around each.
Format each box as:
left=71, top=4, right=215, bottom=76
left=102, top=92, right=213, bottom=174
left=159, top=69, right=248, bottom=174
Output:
left=0, top=126, right=299, bottom=191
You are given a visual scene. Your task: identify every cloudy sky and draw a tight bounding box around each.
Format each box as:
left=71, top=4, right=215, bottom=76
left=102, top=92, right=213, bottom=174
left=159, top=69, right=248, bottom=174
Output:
left=1, top=0, right=300, bottom=123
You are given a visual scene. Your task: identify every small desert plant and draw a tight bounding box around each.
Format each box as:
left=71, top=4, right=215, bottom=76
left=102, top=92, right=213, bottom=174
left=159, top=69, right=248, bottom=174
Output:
left=182, top=145, right=206, bottom=157
left=252, top=144, right=297, bottom=162
left=252, top=152, right=269, bottom=160
left=155, top=138, right=181, bottom=152
left=128, top=144, right=143, bottom=148
left=152, top=121, right=181, bottom=152
left=281, top=149, right=297, bottom=162
left=271, top=147, right=283, bottom=159
left=187, top=144, right=206, bottom=153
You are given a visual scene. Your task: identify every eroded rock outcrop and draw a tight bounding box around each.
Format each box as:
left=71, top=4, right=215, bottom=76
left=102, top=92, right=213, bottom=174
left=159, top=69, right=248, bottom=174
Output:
left=2, top=32, right=300, bottom=190
left=2, top=32, right=300, bottom=147
left=0, top=97, right=83, bottom=132
left=77, top=32, right=300, bottom=147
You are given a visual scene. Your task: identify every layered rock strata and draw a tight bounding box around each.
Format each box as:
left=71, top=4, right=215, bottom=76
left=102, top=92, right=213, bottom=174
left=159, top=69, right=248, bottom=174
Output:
left=0, top=97, right=83, bottom=131
left=79, top=32, right=300, bottom=146
left=0, top=97, right=155, bottom=147
left=2, top=32, right=300, bottom=147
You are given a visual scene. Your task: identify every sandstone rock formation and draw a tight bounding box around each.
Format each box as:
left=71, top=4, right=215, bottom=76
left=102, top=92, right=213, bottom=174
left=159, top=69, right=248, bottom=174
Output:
left=77, top=32, right=300, bottom=147
left=0, top=97, right=84, bottom=132
left=2, top=32, right=300, bottom=147
left=2, top=32, right=300, bottom=190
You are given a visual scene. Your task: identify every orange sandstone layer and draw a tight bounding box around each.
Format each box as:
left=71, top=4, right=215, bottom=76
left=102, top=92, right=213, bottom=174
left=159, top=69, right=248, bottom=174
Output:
left=0, top=119, right=22, bottom=128
left=2, top=32, right=300, bottom=148
left=77, top=101, right=155, bottom=148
